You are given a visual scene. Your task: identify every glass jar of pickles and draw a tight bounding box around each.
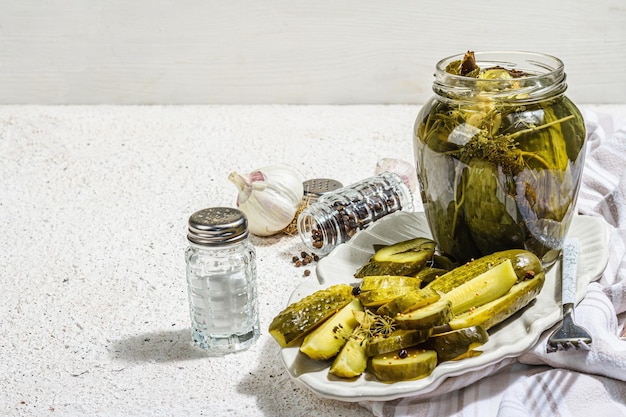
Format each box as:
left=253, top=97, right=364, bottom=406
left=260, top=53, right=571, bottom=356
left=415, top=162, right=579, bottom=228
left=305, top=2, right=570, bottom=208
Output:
left=413, top=51, right=586, bottom=265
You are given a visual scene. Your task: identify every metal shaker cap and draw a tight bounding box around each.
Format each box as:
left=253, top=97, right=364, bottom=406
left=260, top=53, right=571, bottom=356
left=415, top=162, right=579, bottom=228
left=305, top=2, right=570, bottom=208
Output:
left=187, top=207, right=249, bottom=245
left=303, top=178, right=343, bottom=203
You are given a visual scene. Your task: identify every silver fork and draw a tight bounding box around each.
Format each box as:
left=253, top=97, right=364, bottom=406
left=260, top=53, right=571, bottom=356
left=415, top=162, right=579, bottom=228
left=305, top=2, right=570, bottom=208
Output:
left=547, top=238, right=592, bottom=352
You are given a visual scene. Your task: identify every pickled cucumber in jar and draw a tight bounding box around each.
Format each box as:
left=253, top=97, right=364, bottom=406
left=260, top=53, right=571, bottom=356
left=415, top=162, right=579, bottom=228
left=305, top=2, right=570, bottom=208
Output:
left=414, top=51, right=586, bottom=265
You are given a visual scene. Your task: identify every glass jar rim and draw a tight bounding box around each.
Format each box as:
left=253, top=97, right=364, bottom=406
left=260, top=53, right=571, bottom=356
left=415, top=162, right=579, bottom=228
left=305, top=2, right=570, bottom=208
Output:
left=436, top=50, right=564, bottom=81
left=433, top=51, right=567, bottom=102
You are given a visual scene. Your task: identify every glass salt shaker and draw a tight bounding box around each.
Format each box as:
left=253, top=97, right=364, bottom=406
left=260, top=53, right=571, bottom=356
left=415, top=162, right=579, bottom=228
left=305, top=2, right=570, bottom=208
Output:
left=297, top=172, right=414, bottom=256
left=185, top=207, right=259, bottom=355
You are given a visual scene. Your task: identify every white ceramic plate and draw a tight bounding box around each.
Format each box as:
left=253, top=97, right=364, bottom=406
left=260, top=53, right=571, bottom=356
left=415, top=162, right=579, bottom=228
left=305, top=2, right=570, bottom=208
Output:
left=280, top=211, right=609, bottom=402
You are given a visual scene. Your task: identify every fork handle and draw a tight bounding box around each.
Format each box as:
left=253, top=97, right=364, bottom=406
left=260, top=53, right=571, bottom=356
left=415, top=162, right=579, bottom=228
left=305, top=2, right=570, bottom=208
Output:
left=561, top=238, right=579, bottom=305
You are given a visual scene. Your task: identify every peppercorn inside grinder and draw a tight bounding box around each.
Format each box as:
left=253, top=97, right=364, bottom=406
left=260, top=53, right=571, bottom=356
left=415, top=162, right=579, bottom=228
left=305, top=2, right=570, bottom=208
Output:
left=297, top=172, right=414, bottom=256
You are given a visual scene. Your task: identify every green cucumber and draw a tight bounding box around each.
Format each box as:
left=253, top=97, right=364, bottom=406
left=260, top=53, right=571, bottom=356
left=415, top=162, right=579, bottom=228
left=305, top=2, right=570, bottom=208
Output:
left=425, top=326, right=489, bottom=362
left=366, top=329, right=432, bottom=357
left=329, top=335, right=368, bottom=378
left=300, top=298, right=364, bottom=360
left=354, top=237, right=437, bottom=278
left=376, top=287, right=440, bottom=317
left=370, top=348, right=437, bottom=382
left=447, top=270, right=545, bottom=331
left=395, top=299, right=453, bottom=330
left=440, top=259, right=518, bottom=316
left=427, top=249, right=543, bottom=294
left=269, top=284, right=355, bottom=348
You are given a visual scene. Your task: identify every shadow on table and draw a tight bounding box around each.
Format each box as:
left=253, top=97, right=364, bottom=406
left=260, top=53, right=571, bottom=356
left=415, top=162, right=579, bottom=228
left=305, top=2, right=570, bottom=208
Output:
left=236, top=337, right=371, bottom=417
left=110, top=327, right=207, bottom=362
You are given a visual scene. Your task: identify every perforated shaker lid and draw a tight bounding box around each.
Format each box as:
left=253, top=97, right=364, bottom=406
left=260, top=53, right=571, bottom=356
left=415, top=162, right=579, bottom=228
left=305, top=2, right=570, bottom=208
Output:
left=303, top=178, right=343, bottom=202
left=187, top=207, right=248, bottom=245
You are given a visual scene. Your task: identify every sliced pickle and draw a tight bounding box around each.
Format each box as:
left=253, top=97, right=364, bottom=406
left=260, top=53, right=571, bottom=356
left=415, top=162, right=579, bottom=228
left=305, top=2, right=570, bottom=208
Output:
left=440, top=259, right=517, bottom=316
left=329, top=335, right=368, bottom=378
left=376, top=287, right=440, bottom=317
left=430, top=254, right=459, bottom=272
left=370, top=348, right=437, bottom=382
left=359, top=275, right=422, bottom=292
left=447, top=270, right=545, bottom=331
left=414, top=267, right=449, bottom=287
left=354, top=237, right=437, bottom=278
left=425, top=326, right=489, bottom=362
left=300, top=298, right=363, bottom=360
left=395, top=299, right=453, bottom=330
left=268, top=284, right=355, bottom=348
left=358, top=286, right=421, bottom=308
left=366, top=329, right=432, bottom=357
left=427, top=249, right=543, bottom=294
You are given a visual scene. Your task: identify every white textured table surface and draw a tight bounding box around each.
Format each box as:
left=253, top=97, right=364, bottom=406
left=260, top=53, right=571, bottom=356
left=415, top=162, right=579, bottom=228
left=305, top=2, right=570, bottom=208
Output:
left=1, top=104, right=625, bottom=417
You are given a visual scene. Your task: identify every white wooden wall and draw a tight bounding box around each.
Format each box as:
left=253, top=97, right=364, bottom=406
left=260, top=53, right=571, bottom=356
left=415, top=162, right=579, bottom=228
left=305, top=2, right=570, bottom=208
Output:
left=1, top=0, right=624, bottom=104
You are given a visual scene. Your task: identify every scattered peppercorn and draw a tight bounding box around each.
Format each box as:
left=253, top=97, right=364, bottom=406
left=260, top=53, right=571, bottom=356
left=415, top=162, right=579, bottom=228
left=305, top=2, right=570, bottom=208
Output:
left=303, top=269, right=311, bottom=277
left=290, top=251, right=320, bottom=272
left=398, top=349, right=408, bottom=359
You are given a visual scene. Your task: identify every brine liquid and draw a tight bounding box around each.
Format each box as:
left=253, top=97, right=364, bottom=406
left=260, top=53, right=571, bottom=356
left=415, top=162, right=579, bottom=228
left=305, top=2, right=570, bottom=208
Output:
left=186, top=246, right=259, bottom=355
left=414, top=96, right=586, bottom=265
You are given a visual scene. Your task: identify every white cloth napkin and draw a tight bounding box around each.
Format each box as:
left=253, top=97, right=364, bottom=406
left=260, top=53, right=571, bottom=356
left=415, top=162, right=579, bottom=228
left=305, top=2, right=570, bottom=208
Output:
left=360, top=109, right=626, bottom=417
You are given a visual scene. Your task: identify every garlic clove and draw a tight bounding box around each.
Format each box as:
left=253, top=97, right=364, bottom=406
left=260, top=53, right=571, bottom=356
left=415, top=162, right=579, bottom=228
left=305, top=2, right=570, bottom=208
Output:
left=375, top=158, right=418, bottom=193
left=228, top=171, right=253, bottom=206
left=228, top=164, right=304, bottom=237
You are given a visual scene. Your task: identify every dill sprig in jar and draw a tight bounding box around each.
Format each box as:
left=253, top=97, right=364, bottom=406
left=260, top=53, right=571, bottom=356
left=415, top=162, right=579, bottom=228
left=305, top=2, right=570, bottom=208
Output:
left=414, top=51, right=586, bottom=265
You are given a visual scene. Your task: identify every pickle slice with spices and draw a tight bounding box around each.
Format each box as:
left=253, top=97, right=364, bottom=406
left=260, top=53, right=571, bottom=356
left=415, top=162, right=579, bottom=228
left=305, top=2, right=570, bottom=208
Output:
left=359, top=275, right=422, bottom=292
left=329, top=334, right=368, bottom=378
left=395, top=299, right=453, bottom=330
left=299, top=298, right=364, bottom=361
left=268, top=284, right=355, bottom=348
left=446, top=269, right=545, bottom=331
left=358, top=286, right=421, bottom=308
left=354, top=237, right=437, bottom=278
left=370, top=348, right=437, bottom=382
left=439, top=258, right=518, bottom=316
left=425, top=326, right=489, bottom=363
left=366, top=329, right=432, bottom=357
left=376, top=287, right=440, bottom=317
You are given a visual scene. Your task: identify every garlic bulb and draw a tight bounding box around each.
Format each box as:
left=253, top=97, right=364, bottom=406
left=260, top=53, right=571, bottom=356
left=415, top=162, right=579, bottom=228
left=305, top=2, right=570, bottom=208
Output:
left=228, top=164, right=305, bottom=236
left=375, top=158, right=418, bottom=193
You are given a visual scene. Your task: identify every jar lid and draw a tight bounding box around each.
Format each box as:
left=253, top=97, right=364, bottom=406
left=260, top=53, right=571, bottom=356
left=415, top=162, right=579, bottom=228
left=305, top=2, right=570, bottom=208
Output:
left=187, top=207, right=248, bottom=245
left=303, top=178, right=343, bottom=202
